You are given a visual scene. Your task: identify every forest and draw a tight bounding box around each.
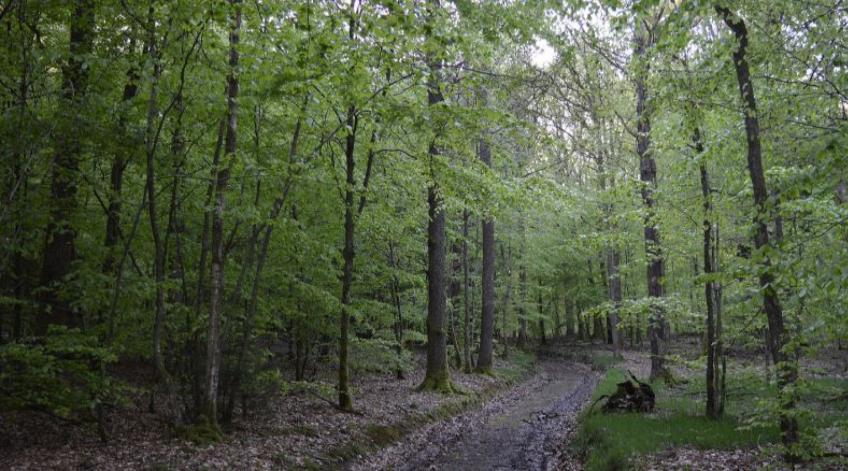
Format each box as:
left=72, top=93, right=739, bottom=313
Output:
left=0, top=0, right=846, bottom=469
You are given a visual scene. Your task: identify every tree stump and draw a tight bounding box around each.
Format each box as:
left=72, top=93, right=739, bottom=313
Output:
left=599, top=371, right=655, bottom=413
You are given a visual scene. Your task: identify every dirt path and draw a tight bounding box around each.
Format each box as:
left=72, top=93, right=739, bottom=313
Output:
left=353, top=357, right=599, bottom=470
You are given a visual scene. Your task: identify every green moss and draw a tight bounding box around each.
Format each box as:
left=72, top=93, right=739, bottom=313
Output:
left=290, top=423, right=320, bottom=437
left=174, top=419, right=224, bottom=445
left=364, top=423, right=404, bottom=446
left=326, top=441, right=365, bottom=462
left=417, top=369, right=459, bottom=393
left=474, top=366, right=495, bottom=376
left=498, top=350, right=536, bottom=382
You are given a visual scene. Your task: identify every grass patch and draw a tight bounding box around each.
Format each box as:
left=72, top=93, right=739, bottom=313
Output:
left=575, top=368, right=779, bottom=471
left=290, top=423, right=320, bottom=437
left=364, top=423, right=404, bottom=447
left=586, top=351, right=622, bottom=371
left=173, top=420, right=224, bottom=445
left=498, top=350, right=537, bottom=383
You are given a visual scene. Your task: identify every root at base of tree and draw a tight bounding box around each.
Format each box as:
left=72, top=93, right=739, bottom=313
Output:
left=417, top=372, right=462, bottom=394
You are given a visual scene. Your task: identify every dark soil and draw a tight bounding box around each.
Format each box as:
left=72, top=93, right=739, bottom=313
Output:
left=354, top=353, right=599, bottom=471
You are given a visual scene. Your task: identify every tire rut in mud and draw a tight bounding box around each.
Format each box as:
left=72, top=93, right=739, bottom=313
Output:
left=353, top=358, right=599, bottom=471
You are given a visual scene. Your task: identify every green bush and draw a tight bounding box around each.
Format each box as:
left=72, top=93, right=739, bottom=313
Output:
left=0, top=327, right=123, bottom=423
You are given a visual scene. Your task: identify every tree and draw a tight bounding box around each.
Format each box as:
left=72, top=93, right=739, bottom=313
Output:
left=475, top=89, right=496, bottom=375
left=420, top=0, right=454, bottom=393
left=633, top=13, right=670, bottom=381
left=715, top=4, right=799, bottom=455
left=204, top=0, right=241, bottom=426
left=38, top=0, right=95, bottom=334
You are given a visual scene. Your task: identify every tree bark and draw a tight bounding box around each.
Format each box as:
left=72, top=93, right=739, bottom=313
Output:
left=204, top=0, right=241, bottom=425
left=338, top=104, right=357, bottom=411
left=141, top=4, right=175, bottom=417
left=38, top=0, right=95, bottom=334
left=634, top=25, right=669, bottom=381
left=693, top=126, right=721, bottom=419
left=607, top=249, right=622, bottom=352
left=103, top=59, right=139, bottom=281
left=462, top=211, right=472, bottom=373
left=516, top=221, right=528, bottom=348
left=715, top=4, right=799, bottom=454
left=476, top=107, right=495, bottom=374
left=420, top=0, right=452, bottom=392
left=448, top=237, right=463, bottom=369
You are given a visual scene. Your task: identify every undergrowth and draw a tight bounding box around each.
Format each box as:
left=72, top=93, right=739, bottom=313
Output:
left=574, top=368, right=780, bottom=471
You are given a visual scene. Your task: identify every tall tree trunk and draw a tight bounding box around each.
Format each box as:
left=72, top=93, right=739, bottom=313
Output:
left=38, top=0, right=95, bottom=334
left=476, top=107, right=495, bottom=374
left=420, top=0, right=452, bottom=392
left=204, top=0, right=241, bottom=425
left=141, top=5, right=175, bottom=420
left=338, top=104, right=357, bottom=411
left=715, top=5, right=799, bottom=454
left=634, top=25, right=669, bottom=381
left=694, top=127, right=721, bottom=419
left=422, top=182, right=451, bottom=390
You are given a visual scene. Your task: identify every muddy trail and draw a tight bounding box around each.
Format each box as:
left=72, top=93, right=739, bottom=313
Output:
left=353, top=352, right=600, bottom=470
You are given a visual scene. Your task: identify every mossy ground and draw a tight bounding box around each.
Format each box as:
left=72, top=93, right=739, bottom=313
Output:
left=173, top=418, right=224, bottom=445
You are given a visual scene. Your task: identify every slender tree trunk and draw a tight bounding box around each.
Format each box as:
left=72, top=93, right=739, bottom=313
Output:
left=389, top=242, right=405, bottom=379
left=537, top=290, right=546, bottom=345
left=565, top=292, right=575, bottom=338
left=228, top=107, right=302, bottom=419
left=141, top=5, right=175, bottom=419
left=38, top=0, right=95, bottom=334
left=715, top=222, right=725, bottom=414
left=694, top=126, right=720, bottom=419
left=204, top=0, right=241, bottom=425
left=634, top=25, right=669, bottom=381
left=448, top=237, right=463, bottom=369
left=500, top=243, right=512, bottom=359
left=607, top=249, right=622, bottom=353
left=715, top=5, right=799, bottom=454
left=553, top=296, right=562, bottom=339
left=462, top=211, right=472, bottom=373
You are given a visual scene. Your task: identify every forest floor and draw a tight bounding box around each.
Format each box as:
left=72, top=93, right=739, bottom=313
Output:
left=2, top=339, right=845, bottom=470
left=0, top=348, right=544, bottom=470
left=352, top=349, right=601, bottom=470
